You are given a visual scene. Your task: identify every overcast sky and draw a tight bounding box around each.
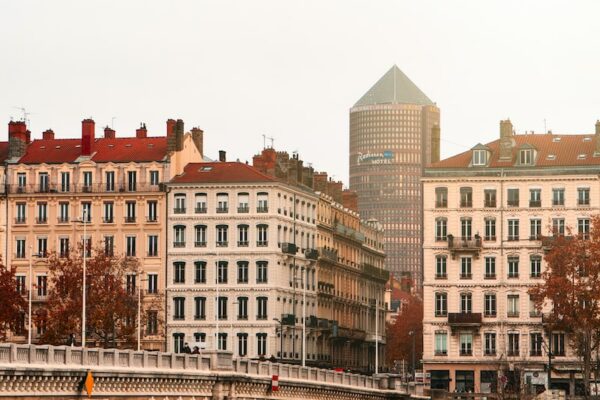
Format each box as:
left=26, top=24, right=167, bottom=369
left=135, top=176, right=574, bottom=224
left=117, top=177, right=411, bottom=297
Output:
left=1, top=0, right=599, bottom=184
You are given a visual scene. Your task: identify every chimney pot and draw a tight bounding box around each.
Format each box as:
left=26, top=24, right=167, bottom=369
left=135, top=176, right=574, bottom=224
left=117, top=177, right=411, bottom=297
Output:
left=219, top=150, right=226, bottom=162
left=42, top=129, right=55, bottom=140
left=81, top=118, right=96, bottom=156
left=136, top=123, right=147, bottom=138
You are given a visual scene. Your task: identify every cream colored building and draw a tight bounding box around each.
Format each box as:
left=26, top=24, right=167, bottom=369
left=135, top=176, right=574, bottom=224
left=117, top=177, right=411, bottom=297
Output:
left=422, top=120, right=600, bottom=395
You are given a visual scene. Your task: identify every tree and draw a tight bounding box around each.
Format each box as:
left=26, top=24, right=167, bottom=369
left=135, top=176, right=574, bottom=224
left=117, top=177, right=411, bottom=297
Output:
left=0, top=259, right=27, bottom=340
left=386, top=295, right=423, bottom=375
left=39, top=247, right=161, bottom=348
left=530, top=216, right=600, bottom=398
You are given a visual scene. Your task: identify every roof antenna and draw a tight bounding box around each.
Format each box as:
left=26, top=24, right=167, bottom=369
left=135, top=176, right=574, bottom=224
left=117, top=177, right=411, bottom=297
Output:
left=262, top=134, right=274, bottom=149
left=111, top=117, right=117, bottom=129
left=544, top=119, right=547, bottom=134
left=13, top=106, right=32, bottom=125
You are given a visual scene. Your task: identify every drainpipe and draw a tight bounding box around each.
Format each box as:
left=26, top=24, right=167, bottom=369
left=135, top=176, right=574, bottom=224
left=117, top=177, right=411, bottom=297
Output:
left=164, top=183, right=171, bottom=352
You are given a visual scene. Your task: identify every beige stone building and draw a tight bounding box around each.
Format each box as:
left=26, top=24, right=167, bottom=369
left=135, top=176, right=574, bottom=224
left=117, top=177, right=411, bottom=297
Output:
left=422, top=120, right=600, bottom=395
left=6, top=118, right=202, bottom=350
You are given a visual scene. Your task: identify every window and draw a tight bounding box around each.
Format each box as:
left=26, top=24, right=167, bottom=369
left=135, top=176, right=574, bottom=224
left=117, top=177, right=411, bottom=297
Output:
left=37, top=237, right=47, bottom=257
left=435, top=218, right=447, bottom=241
left=529, top=189, right=541, bottom=207
left=37, top=275, right=47, bottom=297
left=530, top=256, right=541, bottom=278
left=530, top=219, right=542, bottom=240
left=146, top=310, right=158, bottom=335
left=173, top=297, right=185, bottom=320
left=59, top=202, right=69, bottom=223
left=434, top=331, right=447, bottom=355
left=578, top=188, right=590, bottom=205
left=194, top=332, right=206, bottom=346
left=149, top=170, right=159, bottom=186
left=485, top=333, right=497, bottom=355
left=217, top=193, right=229, bottom=213
left=237, top=225, right=249, bottom=246
left=38, top=172, right=49, bottom=192
left=37, top=202, right=47, bottom=223
left=237, top=333, right=248, bottom=357
left=16, top=275, right=26, bottom=295
left=104, top=236, right=114, bottom=256
left=529, top=296, right=541, bottom=317
left=579, top=218, right=590, bottom=239
left=127, top=171, right=137, bottom=191
left=460, top=187, right=472, bottom=208
left=148, top=235, right=159, bottom=257
left=460, top=257, right=472, bottom=279
left=15, top=203, right=26, bottom=223
left=484, top=294, right=496, bottom=317
left=519, top=149, right=534, bottom=165
left=147, top=201, right=158, bottom=222
left=508, top=332, right=520, bottom=356
left=435, top=293, right=447, bottom=316
left=435, top=188, right=448, bottom=208
left=460, top=292, right=472, bottom=313
left=217, top=261, right=228, bottom=284
left=16, top=238, right=26, bottom=258
left=105, top=171, right=115, bottom=192
left=485, top=257, right=496, bottom=279
left=195, top=225, right=207, bottom=247
left=435, top=256, right=447, bottom=279
left=195, top=193, right=207, bottom=213
left=257, top=333, right=267, bottom=356
left=237, top=297, right=248, bottom=319
left=530, top=333, right=543, bottom=356
left=61, top=172, right=70, bottom=192
left=126, top=274, right=136, bottom=295
left=237, top=193, right=249, bottom=213
left=103, top=202, right=114, bottom=223
left=508, top=256, right=519, bottom=278
left=460, top=333, right=473, bottom=356
left=507, top=188, right=519, bottom=207
left=173, top=225, right=186, bottom=247
left=507, top=294, right=520, bottom=317
left=508, top=219, right=519, bottom=241
left=552, top=188, right=565, bottom=206
left=552, top=218, right=565, bottom=236
left=461, top=218, right=472, bottom=241
left=194, top=297, right=206, bottom=320
left=126, top=236, right=136, bottom=257
left=237, top=261, right=249, bottom=283
left=173, top=333, right=185, bottom=353
left=194, top=261, right=206, bottom=283
left=60, top=237, right=69, bottom=258
left=147, top=273, right=158, bottom=294
left=17, top=173, right=26, bottom=189
left=125, top=201, right=136, bottom=223
left=216, top=225, right=228, bottom=247
left=82, top=236, right=92, bottom=258
left=82, top=171, right=92, bottom=191
left=257, top=192, right=269, bottom=212
left=484, top=218, right=496, bottom=241
left=173, top=262, right=185, bottom=284
left=552, top=333, right=565, bottom=356
left=257, top=224, right=268, bottom=246
left=218, top=296, right=228, bottom=320
left=174, top=194, right=186, bottom=214
left=257, top=261, right=268, bottom=283
left=81, top=202, right=91, bottom=222
left=472, top=149, right=487, bottom=166
left=484, top=189, right=496, bottom=207
left=257, top=297, right=268, bottom=320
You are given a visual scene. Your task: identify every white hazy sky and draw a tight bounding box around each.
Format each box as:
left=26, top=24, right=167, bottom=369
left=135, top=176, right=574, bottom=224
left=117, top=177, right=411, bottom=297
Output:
left=1, top=0, right=599, bottom=184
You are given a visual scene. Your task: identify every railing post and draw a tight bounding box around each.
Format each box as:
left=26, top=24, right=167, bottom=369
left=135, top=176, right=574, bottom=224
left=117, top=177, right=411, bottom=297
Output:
left=29, top=344, right=35, bottom=363
left=47, top=346, right=54, bottom=365
left=81, top=347, right=88, bottom=365
left=9, top=343, right=17, bottom=363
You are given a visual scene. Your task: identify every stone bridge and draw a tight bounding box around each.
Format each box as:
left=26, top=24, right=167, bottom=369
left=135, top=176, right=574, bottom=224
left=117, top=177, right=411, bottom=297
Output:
left=0, top=344, right=410, bottom=399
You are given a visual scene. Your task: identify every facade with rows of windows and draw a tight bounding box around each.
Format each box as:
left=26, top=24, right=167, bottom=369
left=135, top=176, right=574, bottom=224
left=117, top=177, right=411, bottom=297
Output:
left=5, top=118, right=203, bottom=350
left=166, top=161, right=320, bottom=361
left=423, top=120, right=600, bottom=395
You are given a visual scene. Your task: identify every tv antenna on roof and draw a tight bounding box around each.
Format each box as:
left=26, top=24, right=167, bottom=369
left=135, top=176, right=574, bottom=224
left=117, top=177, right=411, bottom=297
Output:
left=13, top=106, right=32, bottom=125
left=262, top=134, right=274, bottom=149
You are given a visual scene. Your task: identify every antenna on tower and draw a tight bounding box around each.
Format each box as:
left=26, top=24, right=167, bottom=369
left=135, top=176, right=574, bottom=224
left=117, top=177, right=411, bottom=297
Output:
left=262, top=134, right=275, bottom=149
left=13, top=107, right=32, bottom=125
left=111, top=117, right=117, bottom=129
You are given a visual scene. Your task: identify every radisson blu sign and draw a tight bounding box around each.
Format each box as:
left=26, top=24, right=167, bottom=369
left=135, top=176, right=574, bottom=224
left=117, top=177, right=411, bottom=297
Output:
left=357, top=151, right=394, bottom=165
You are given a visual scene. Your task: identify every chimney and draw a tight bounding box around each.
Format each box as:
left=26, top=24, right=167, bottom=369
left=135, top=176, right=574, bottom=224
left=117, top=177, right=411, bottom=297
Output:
left=175, top=119, right=184, bottom=151
left=596, top=120, right=600, bottom=135
left=499, top=119, right=514, bottom=160
left=104, top=126, right=116, bottom=139
left=219, top=150, right=226, bottom=162
left=81, top=118, right=95, bottom=156
left=25, top=130, right=31, bottom=144
left=430, top=123, right=440, bottom=163
left=595, top=121, right=600, bottom=154
left=42, top=129, right=55, bottom=140
left=8, top=120, right=28, bottom=159
left=191, top=127, right=204, bottom=158
left=166, top=119, right=177, bottom=151
left=166, top=119, right=176, bottom=136
left=136, top=123, right=147, bottom=138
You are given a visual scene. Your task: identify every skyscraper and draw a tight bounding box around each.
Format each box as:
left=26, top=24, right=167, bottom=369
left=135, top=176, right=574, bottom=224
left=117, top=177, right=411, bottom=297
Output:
left=349, top=65, right=440, bottom=288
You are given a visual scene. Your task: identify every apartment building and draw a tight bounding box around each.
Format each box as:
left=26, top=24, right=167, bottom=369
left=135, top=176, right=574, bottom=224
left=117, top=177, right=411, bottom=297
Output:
left=165, top=161, right=320, bottom=361
left=422, top=120, right=600, bottom=395
left=5, top=118, right=203, bottom=350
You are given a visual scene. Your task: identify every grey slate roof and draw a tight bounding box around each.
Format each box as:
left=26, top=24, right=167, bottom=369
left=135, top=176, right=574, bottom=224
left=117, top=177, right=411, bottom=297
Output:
left=353, top=65, right=434, bottom=107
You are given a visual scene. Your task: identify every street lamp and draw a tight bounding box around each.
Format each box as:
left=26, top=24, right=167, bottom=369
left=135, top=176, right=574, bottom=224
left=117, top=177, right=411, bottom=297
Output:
left=273, top=317, right=284, bottom=362
left=27, top=248, right=44, bottom=345
left=137, top=271, right=147, bottom=352
left=408, top=330, right=416, bottom=377
left=73, top=208, right=88, bottom=347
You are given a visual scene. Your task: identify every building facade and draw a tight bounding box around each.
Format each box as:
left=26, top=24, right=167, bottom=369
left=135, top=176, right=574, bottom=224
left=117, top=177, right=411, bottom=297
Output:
left=422, top=120, right=600, bottom=395
left=349, top=65, right=440, bottom=288
left=5, top=118, right=203, bottom=350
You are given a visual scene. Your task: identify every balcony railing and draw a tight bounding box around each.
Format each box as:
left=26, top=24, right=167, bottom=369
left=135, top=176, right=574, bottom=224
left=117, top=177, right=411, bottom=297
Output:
left=173, top=208, right=186, bottom=214
left=529, top=200, right=541, bottom=207
left=257, top=241, right=268, bottom=247
left=195, top=206, right=207, bottom=214
left=448, top=313, right=482, bottom=333
left=57, top=217, right=70, bottom=224
left=195, top=241, right=207, bottom=247
left=305, top=248, right=319, bottom=260
left=173, top=241, right=186, bottom=248
left=35, top=217, right=47, bottom=224
left=216, top=207, right=228, bottom=214
left=103, top=217, right=114, bottom=223
left=8, top=183, right=162, bottom=194
left=319, top=247, right=338, bottom=262
left=447, top=234, right=482, bottom=259
left=124, top=216, right=136, bottom=223
left=281, top=243, right=298, bottom=255
left=237, top=206, right=249, bottom=213
left=237, top=241, right=249, bottom=247
left=257, top=206, right=268, bottom=213
left=14, top=218, right=26, bottom=225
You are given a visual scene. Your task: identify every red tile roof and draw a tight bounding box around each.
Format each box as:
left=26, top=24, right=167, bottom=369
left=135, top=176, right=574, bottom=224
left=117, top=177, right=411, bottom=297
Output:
left=429, top=133, right=600, bottom=169
left=18, top=137, right=168, bottom=164
left=170, top=162, right=276, bottom=184
left=0, top=142, right=9, bottom=163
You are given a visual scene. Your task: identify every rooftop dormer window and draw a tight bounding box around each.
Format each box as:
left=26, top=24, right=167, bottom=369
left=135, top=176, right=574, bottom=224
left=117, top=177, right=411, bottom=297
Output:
left=519, top=149, right=534, bottom=165
left=472, top=149, right=488, bottom=166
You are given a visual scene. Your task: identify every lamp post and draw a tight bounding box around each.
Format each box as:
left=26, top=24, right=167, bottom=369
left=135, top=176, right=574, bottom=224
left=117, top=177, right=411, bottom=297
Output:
left=273, top=317, right=284, bottom=362
left=409, top=330, right=416, bottom=377
left=27, top=245, right=33, bottom=345
left=73, top=209, right=88, bottom=347
left=375, top=298, right=379, bottom=374
left=231, top=300, right=239, bottom=355
left=137, top=271, right=147, bottom=352
left=302, top=267, right=307, bottom=367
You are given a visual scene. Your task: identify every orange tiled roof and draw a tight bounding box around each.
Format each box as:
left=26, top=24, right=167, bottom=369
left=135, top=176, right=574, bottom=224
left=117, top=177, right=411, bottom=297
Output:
left=170, top=162, right=276, bottom=184
left=429, top=133, right=600, bottom=169
left=0, top=142, right=9, bottom=163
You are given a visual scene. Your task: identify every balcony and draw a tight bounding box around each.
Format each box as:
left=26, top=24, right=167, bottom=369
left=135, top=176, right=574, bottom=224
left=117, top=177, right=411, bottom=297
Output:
left=14, top=217, right=26, bottom=225
left=103, top=217, right=114, bottom=224
left=319, top=247, right=338, bottom=263
left=257, top=241, right=268, bottom=247
left=57, top=217, right=69, bottom=224
left=447, top=234, right=482, bottom=259
left=195, top=206, right=207, bottom=214
left=529, top=200, right=541, bottom=207
left=8, top=183, right=162, bottom=195
left=216, top=207, right=228, bottom=214
left=257, top=206, right=268, bottom=213
left=35, top=217, right=47, bottom=224
left=124, top=216, right=136, bottom=223
left=173, top=208, right=186, bottom=214
left=194, top=241, right=207, bottom=248
left=281, top=314, right=296, bottom=326
left=305, top=248, right=319, bottom=260
left=237, top=205, right=249, bottom=213
left=237, top=241, right=248, bottom=247
left=216, top=241, right=228, bottom=248
left=281, top=243, right=298, bottom=255
left=448, top=312, right=482, bottom=333
left=173, top=241, right=186, bottom=248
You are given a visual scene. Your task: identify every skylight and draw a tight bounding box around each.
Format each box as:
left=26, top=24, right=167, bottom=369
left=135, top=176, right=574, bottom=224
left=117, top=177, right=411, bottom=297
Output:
left=200, top=166, right=213, bottom=172
left=546, top=154, right=556, bottom=160
left=552, top=137, right=561, bottom=142
left=584, top=137, right=592, bottom=142
left=578, top=154, right=587, bottom=160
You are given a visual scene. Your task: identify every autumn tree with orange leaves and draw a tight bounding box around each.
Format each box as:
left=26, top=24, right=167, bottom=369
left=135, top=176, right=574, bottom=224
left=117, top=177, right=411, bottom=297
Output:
left=39, top=247, right=162, bottom=349
left=386, top=295, right=423, bottom=374
left=0, top=259, right=27, bottom=340
left=530, top=216, right=600, bottom=398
